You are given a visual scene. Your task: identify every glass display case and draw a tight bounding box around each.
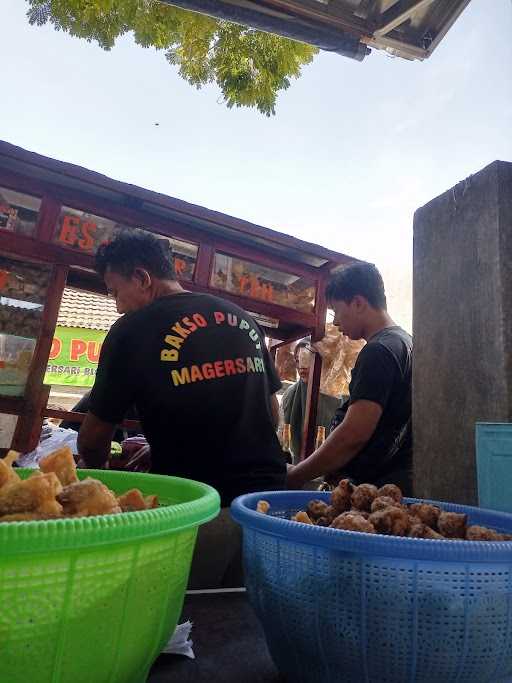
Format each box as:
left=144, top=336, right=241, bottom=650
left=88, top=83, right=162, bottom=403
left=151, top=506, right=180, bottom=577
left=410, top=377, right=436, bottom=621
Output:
left=0, top=186, right=41, bottom=237
left=0, top=255, right=51, bottom=397
left=53, top=206, right=198, bottom=281
left=211, top=252, right=316, bottom=313
left=0, top=413, right=18, bottom=449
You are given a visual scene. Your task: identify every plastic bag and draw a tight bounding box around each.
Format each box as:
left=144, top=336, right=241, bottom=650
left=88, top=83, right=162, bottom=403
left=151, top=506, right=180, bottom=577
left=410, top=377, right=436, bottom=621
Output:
left=16, top=427, right=78, bottom=468
left=161, top=621, right=195, bottom=659
left=107, top=436, right=151, bottom=473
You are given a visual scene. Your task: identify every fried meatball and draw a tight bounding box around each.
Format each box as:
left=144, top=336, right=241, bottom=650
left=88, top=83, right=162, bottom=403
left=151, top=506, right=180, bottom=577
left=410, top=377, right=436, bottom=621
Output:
left=292, top=511, right=313, bottom=524
left=371, top=496, right=402, bottom=513
left=331, top=479, right=354, bottom=513
left=438, top=511, right=467, bottom=539
left=324, top=505, right=338, bottom=523
left=256, top=500, right=270, bottom=514
left=330, top=512, right=376, bottom=534
left=351, top=484, right=379, bottom=512
left=351, top=509, right=370, bottom=519
left=408, top=522, right=445, bottom=540
left=409, top=503, right=441, bottom=530
left=306, top=499, right=330, bottom=520
left=466, top=525, right=505, bottom=542
left=369, top=506, right=410, bottom=536
left=377, top=484, right=403, bottom=504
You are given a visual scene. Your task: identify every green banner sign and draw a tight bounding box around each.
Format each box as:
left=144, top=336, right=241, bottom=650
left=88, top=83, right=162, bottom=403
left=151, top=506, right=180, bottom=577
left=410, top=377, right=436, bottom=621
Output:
left=44, top=326, right=106, bottom=388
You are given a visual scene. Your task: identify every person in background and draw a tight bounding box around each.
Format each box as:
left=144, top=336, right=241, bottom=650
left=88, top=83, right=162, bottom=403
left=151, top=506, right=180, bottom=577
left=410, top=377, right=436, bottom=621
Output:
left=281, top=340, right=338, bottom=463
left=287, top=262, right=412, bottom=494
left=77, top=230, right=285, bottom=588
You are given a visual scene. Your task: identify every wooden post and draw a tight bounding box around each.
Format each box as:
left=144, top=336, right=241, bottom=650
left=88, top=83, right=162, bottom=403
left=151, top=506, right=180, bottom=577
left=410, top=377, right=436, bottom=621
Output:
left=12, top=264, right=68, bottom=453
left=36, top=196, right=61, bottom=243
left=299, top=267, right=329, bottom=461
left=194, top=243, right=214, bottom=287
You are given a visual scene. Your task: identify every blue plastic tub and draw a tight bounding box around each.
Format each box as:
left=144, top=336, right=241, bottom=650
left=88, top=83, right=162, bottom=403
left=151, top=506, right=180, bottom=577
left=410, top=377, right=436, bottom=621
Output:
left=231, top=491, right=512, bottom=683
left=476, top=422, right=512, bottom=513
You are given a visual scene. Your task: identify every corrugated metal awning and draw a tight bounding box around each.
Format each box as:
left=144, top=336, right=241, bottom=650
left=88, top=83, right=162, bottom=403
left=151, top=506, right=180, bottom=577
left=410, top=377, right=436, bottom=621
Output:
left=160, top=0, right=471, bottom=61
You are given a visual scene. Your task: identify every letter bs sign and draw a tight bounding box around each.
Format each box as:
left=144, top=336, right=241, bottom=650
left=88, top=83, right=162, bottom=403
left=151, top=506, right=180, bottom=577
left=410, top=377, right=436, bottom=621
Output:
left=56, top=212, right=103, bottom=252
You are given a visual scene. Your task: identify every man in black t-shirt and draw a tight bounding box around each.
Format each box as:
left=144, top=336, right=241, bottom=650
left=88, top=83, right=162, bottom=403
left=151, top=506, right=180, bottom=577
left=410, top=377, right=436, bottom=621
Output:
left=77, top=231, right=285, bottom=507
left=287, top=262, right=413, bottom=493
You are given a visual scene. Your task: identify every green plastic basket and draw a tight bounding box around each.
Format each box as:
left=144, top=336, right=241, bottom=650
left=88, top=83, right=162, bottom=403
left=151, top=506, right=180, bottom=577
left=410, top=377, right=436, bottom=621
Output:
left=0, top=468, right=220, bottom=683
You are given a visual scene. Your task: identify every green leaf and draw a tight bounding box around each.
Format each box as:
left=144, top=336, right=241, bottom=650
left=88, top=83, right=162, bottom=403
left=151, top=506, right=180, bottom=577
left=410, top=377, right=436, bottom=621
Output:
left=26, top=0, right=317, bottom=114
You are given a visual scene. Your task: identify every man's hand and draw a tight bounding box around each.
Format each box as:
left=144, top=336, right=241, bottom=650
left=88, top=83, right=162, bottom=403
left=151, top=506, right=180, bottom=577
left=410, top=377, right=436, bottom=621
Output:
left=286, top=400, right=382, bottom=490
left=78, top=412, right=116, bottom=469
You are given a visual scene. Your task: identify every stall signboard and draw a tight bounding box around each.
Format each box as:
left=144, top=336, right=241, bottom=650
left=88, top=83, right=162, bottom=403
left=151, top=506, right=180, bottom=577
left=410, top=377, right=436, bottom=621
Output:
left=44, top=326, right=106, bottom=388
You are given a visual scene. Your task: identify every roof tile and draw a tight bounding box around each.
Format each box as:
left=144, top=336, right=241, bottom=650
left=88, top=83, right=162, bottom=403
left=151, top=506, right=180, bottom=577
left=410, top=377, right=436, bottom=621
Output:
left=57, top=287, right=120, bottom=331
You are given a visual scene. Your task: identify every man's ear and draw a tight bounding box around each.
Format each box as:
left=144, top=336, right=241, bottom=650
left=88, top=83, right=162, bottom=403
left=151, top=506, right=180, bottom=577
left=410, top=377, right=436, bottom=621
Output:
left=133, top=268, right=152, bottom=290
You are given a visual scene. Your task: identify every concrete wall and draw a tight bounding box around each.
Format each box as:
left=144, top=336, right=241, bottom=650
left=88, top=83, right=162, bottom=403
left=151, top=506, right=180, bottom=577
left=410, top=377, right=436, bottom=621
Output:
left=413, top=160, right=512, bottom=505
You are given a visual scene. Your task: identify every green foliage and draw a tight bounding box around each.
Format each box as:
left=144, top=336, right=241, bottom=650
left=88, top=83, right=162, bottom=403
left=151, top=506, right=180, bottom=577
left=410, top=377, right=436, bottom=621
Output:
left=26, top=0, right=317, bottom=115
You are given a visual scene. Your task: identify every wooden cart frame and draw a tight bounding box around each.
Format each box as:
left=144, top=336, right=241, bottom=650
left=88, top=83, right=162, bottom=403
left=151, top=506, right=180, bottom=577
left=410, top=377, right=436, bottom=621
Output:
left=0, top=141, right=356, bottom=459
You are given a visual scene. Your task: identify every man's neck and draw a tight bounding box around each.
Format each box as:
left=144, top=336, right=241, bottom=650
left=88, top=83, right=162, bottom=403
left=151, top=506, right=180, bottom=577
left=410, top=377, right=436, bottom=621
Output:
left=151, top=279, right=186, bottom=301
left=362, top=310, right=396, bottom=341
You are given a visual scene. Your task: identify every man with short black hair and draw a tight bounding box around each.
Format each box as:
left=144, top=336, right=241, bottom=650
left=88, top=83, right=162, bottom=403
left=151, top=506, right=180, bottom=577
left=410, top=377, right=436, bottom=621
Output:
left=287, top=262, right=412, bottom=493
left=78, top=230, right=285, bottom=587
left=79, top=230, right=284, bottom=498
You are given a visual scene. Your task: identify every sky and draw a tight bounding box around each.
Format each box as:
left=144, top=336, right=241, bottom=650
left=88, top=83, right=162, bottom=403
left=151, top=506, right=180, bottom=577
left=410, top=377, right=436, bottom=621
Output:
left=2, top=0, right=512, bottom=332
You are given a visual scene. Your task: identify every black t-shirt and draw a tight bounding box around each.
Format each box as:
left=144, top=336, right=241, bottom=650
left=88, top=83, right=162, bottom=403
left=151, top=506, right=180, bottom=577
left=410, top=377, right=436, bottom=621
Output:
left=89, top=292, right=286, bottom=505
left=329, top=326, right=412, bottom=484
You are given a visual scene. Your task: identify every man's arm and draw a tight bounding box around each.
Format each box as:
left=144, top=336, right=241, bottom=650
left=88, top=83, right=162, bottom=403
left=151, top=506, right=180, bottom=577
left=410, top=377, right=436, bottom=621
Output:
left=270, top=393, right=280, bottom=430
left=78, top=412, right=116, bottom=468
left=79, top=319, right=135, bottom=466
left=286, top=399, right=382, bottom=489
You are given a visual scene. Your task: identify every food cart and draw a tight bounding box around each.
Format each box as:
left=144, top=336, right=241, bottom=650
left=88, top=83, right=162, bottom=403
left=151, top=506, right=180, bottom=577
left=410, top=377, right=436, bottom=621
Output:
left=0, top=140, right=356, bottom=458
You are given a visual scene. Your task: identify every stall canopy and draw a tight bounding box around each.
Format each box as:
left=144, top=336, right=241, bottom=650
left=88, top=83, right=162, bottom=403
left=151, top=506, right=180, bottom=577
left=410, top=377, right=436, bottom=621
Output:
left=161, top=0, right=471, bottom=61
left=0, top=140, right=358, bottom=456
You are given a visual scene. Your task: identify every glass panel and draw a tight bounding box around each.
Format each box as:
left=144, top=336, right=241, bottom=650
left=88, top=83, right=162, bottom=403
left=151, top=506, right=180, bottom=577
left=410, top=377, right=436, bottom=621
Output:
left=211, top=253, right=316, bottom=313
left=0, top=254, right=50, bottom=306
left=0, top=413, right=18, bottom=449
left=0, top=187, right=41, bottom=237
left=171, top=238, right=197, bottom=281
left=0, top=255, right=52, bottom=397
left=53, top=206, right=118, bottom=253
left=0, top=334, right=37, bottom=396
left=53, top=207, right=197, bottom=280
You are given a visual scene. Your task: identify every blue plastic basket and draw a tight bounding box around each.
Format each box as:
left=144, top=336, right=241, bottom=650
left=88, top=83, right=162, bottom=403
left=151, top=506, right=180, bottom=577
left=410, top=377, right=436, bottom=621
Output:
left=476, top=422, right=512, bottom=513
left=231, top=491, right=512, bottom=683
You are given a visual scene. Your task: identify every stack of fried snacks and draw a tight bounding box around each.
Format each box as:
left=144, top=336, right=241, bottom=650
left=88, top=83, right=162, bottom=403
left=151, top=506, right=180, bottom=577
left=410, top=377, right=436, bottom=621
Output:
left=257, top=480, right=512, bottom=542
left=0, top=447, right=159, bottom=522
